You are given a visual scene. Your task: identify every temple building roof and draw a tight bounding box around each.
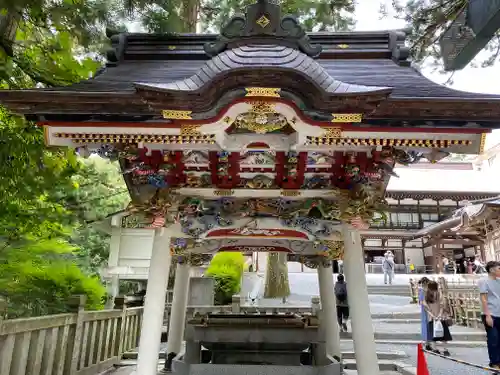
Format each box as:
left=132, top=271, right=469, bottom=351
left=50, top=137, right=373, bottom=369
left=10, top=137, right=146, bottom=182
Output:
left=2, top=0, right=500, bottom=126
left=387, top=165, right=500, bottom=194
left=42, top=32, right=486, bottom=100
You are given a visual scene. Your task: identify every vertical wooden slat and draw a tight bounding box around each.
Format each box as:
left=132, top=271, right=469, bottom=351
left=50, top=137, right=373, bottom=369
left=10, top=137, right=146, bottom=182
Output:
left=41, top=327, right=58, bottom=375
left=116, top=307, right=127, bottom=357
left=11, top=331, right=31, bottom=375
left=124, top=316, right=131, bottom=352
left=110, top=318, right=118, bottom=357
left=26, top=330, right=46, bottom=375
left=69, top=296, right=86, bottom=374
left=103, top=319, right=112, bottom=360
left=79, top=322, right=90, bottom=369
left=54, top=324, right=70, bottom=375
left=128, top=315, right=135, bottom=350
left=88, top=321, right=98, bottom=365
left=96, top=320, right=105, bottom=363
left=0, top=334, right=16, bottom=375
left=130, top=315, right=138, bottom=348
left=135, top=314, right=141, bottom=347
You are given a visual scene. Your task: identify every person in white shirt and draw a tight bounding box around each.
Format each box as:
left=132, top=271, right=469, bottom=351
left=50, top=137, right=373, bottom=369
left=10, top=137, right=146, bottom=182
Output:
left=382, top=251, right=395, bottom=285
left=478, top=261, right=500, bottom=369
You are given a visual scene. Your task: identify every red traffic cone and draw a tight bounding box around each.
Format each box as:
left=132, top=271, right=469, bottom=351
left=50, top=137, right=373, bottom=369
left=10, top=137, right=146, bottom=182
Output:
left=417, top=343, right=430, bottom=375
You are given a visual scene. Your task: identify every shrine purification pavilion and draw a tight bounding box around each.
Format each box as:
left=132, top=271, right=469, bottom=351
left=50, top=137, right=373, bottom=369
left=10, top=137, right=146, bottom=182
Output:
left=2, top=1, right=500, bottom=374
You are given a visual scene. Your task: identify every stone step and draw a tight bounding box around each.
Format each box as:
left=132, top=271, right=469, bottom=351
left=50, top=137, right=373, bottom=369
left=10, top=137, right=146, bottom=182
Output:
left=119, top=351, right=406, bottom=364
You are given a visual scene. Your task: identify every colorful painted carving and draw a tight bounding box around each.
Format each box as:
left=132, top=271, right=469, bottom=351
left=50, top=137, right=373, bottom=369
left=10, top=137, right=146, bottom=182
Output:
left=174, top=193, right=385, bottom=239
left=317, top=240, right=344, bottom=260
left=234, top=110, right=288, bottom=134
left=243, top=174, right=275, bottom=189
left=206, top=228, right=309, bottom=239
left=148, top=173, right=168, bottom=188
left=183, top=151, right=209, bottom=164
left=240, top=151, right=276, bottom=165
left=184, top=173, right=211, bottom=188
left=302, top=175, right=331, bottom=189
left=307, top=152, right=333, bottom=165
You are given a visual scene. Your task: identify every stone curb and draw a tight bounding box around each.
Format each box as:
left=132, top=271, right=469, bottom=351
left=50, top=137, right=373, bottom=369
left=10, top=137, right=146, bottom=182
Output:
left=393, top=361, right=417, bottom=375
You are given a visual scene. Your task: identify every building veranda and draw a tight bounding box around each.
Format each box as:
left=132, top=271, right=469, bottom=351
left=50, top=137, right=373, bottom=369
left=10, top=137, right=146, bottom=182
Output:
left=3, top=1, right=500, bottom=375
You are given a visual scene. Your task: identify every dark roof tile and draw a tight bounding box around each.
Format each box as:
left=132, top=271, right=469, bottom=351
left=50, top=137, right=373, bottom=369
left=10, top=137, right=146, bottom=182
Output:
left=50, top=57, right=497, bottom=99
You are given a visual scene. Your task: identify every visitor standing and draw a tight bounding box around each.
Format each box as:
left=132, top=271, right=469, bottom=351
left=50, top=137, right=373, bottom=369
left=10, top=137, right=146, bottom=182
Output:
left=418, top=277, right=431, bottom=350
left=423, top=281, right=452, bottom=355
left=338, top=259, right=344, bottom=275
left=334, top=274, right=349, bottom=332
left=478, top=261, right=500, bottom=370
left=382, top=251, right=395, bottom=285
left=442, top=256, right=449, bottom=274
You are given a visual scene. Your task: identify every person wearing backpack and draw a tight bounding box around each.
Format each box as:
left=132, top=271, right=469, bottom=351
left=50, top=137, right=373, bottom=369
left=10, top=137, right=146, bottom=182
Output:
left=334, top=274, right=349, bottom=332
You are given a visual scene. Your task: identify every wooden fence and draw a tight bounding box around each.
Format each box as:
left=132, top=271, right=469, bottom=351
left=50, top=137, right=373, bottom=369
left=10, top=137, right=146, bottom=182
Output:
left=409, top=277, right=482, bottom=329
left=0, top=296, right=143, bottom=375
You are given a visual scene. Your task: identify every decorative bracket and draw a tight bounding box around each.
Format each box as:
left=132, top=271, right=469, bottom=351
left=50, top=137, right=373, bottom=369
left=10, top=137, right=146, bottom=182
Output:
left=204, top=0, right=322, bottom=57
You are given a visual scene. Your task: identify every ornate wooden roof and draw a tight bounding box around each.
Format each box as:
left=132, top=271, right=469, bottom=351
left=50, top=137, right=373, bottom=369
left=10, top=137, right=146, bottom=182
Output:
left=2, top=0, right=500, bottom=127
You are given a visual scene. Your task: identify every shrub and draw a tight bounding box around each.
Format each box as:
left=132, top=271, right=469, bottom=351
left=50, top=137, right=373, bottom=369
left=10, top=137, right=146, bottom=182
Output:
left=206, top=252, right=245, bottom=305
left=0, top=239, right=106, bottom=318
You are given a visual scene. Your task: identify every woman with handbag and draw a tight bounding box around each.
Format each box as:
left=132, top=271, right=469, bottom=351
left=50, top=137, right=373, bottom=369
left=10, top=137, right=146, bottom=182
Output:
left=423, top=281, right=453, bottom=356
left=418, top=277, right=431, bottom=350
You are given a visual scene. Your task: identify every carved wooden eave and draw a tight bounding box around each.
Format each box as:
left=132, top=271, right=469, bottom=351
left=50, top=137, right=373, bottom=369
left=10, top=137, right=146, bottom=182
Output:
left=385, top=191, right=499, bottom=201
left=134, top=44, right=392, bottom=115
left=4, top=89, right=500, bottom=124
left=202, top=0, right=322, bottom=58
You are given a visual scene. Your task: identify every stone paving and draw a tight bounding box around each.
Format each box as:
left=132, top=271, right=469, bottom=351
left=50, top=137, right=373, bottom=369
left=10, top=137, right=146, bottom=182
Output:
left=117, top=273, right=490, bottom=375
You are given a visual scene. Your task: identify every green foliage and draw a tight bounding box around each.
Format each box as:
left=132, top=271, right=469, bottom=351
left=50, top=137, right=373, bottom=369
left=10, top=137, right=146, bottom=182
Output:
left=382, top=0, right=499, bottom=70
left=0, top=108, right=127, bottom=316
left=200, top=0, right=356, bottom=32
left=0, top=239, right=106, bottom=318
left=69, top=157, right=128, bottom=275
left=0, top=108, right=79, bottom=242
left=206, top=252, right=245, bottom=305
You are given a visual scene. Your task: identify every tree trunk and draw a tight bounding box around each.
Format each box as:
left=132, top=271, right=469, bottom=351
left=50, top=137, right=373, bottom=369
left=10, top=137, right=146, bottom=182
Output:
left=182, top=0, right=200, bottom=33
left=264, top=252, right=290, bottom=298
left=0, top=11, right=20, bottom=57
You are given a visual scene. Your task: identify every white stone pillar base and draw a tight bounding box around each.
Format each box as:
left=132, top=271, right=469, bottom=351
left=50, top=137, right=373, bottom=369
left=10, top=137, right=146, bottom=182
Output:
left=136, top=229, right=172, bottom=375
left=342, top=224, right=379, bottom=375
left=317, top=262, right=341, bottom=360
left=166, top=262, right=191, bottom=355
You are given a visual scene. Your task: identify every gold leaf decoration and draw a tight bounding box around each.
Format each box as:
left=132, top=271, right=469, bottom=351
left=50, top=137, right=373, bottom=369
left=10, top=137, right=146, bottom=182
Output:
left=331, top=113, right=362, bottom=123
left=256, top=15, right=270, bottom=28
left=180, top=125, right=201, bottom=136
left=323, top=127, right=343, bottom=139
left=162, top=110, right=193, bottom=120
left=245, top=87, right=281, bottom=97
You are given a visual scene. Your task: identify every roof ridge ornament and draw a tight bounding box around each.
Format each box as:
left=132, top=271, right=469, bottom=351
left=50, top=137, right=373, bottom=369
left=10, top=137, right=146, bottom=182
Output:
left=204, top=0, right=322, bottom=58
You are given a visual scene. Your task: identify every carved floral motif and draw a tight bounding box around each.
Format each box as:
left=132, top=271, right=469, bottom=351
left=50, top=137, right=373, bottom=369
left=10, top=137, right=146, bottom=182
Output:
left=234, top=110, right=288, bottom=134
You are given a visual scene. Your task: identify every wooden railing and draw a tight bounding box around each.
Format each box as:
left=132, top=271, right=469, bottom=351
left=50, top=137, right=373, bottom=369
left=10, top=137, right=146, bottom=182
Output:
left=0, top=296, right=143, bottom=375
left=409, top=277, right=482, bottom=329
